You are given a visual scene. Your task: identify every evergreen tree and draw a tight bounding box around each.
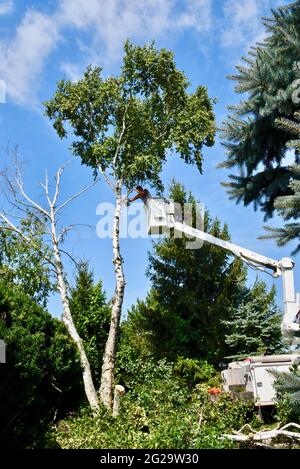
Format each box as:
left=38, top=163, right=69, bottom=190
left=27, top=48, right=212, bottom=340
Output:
left=0, top=281, right=82, bottom=449
left=0, top=226, right=82, bottom=447
left=220, top=2, right=300, bottom=219
left=277, top=110, right=300, bottom=158
left=262, top=113, right=300, bottom=253
left=273, top=363, right=300, bottom=419
left=69, top=262, right=111, bottom=383
left=222, top=280, right=283, bottom=359
left=124, top=181, right=247, bottom=364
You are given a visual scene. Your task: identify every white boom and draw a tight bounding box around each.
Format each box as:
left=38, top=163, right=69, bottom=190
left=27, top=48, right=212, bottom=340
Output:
left=145, top=198, right=300, bottom=344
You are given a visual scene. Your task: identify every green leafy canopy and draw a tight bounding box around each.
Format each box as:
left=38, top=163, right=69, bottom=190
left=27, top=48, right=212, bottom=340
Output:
left=0, top=218, right=53, bottom=307
left=44, top=40, right=215, bottom=192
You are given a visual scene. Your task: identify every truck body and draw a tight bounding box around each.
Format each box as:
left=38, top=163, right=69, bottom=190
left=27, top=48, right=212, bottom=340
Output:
left=221, top=354, right=300, bottom=406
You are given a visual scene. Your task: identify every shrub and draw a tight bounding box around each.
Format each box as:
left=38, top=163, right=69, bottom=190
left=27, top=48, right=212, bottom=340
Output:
left=47, top=366, right=255, bottom=449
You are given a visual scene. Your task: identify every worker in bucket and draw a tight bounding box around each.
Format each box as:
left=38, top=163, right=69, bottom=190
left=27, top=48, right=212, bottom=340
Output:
left=127, top=186, right=151, bottom=205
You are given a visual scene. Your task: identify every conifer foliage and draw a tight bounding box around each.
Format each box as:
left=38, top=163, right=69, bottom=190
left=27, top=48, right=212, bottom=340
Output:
left=69, top=262, right=111, bottom=383
left=220, top=2, right=300, bottom=218
left=262, top=113, right=300, bottom=253
left=273, top=363, right=300, bottom=420
left=222, top=281, right=283, bottom=359
left=126, top=181, right=247, bottom=363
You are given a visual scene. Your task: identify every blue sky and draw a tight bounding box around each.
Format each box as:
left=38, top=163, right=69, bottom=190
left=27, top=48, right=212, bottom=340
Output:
left=0, top=0, right=295, bottom=319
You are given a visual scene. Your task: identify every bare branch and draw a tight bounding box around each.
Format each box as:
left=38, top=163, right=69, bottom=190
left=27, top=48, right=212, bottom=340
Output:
left=0, top=212, right=31, bottom=241
left=59, top=248, right=80, bottom=267
left=98, top=166, right=115, bottom=191
left=52, top=167, right=62, bottom=208
left=57, top=225, right=74, bottom=244
left=51, top=377, right=62, bottom=393
left=54, top=178, right=99, bottom=215
left=57, top=223, right=94, bottom=244
left=40, top=168, right=52, bottom=209
left=14, top=170, right=51, bottom=220
left=153, top=128, right=168, bottom=142
left=1, top=179, right=44, bottom=221
left=52, top=160, right=73, bottom=208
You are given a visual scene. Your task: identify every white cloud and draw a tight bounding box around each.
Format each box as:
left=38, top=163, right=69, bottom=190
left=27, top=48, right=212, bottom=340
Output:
left=221, top=0, right=270, bottom=52
left=0, top=0, right=13, bottom=16
left=60, top=61, right=82, bottom=82
left=0, top=0, right=289, bottom=106
left=176, top=0, right=212, bottom=33
left=0, top=9, right=59, bottom=106
left=58, top=0, right=213, bottom=64
left=0, top=0, right=213, bottom=106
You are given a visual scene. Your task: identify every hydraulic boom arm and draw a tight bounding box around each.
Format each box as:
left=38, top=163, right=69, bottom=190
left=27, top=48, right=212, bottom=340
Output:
left=145, top=198, right=300, bottom=344
left=173, top=221, right=281, bottom=277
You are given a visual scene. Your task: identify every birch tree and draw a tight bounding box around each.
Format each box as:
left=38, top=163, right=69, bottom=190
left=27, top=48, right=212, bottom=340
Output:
left=0, top=161, right=100, bottom=412
left=44, top=40, right=215, bottom=409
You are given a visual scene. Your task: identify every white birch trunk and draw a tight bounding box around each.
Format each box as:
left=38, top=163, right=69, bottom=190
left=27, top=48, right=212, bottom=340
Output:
left=50, top=210, right=99, bottom=413
left=112, top=385, right=125, bottom=417
left=100, top=187, right=125, bottom=409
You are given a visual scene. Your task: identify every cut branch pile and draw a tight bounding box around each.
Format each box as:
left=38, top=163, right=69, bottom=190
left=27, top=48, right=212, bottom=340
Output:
left=224, top=423, right=300, bottom=447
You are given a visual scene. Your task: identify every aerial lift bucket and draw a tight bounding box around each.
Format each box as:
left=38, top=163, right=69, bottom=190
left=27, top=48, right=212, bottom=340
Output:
left=144, top=197, right=175, bottom=235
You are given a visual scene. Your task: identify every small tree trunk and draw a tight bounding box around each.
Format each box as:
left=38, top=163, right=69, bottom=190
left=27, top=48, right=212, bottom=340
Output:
left=100, top=187, right=125, bottom=409
left=51, top=213, right=99, bottom=413
left=112, top=385, right=125, bottom=417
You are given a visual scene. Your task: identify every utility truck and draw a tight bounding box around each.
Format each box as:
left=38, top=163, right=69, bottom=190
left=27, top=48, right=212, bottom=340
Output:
left=144, top=197, right=300, bottom=407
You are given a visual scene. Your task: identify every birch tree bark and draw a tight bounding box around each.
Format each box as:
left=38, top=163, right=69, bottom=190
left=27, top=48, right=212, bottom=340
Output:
left=100, top=185, right=125, bottom=409
left=50, top=206, right=99, bottom=412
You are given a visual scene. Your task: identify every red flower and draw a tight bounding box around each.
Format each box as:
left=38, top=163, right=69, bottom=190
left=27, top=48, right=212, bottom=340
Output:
left=208, top=387, right=222, bottom=395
